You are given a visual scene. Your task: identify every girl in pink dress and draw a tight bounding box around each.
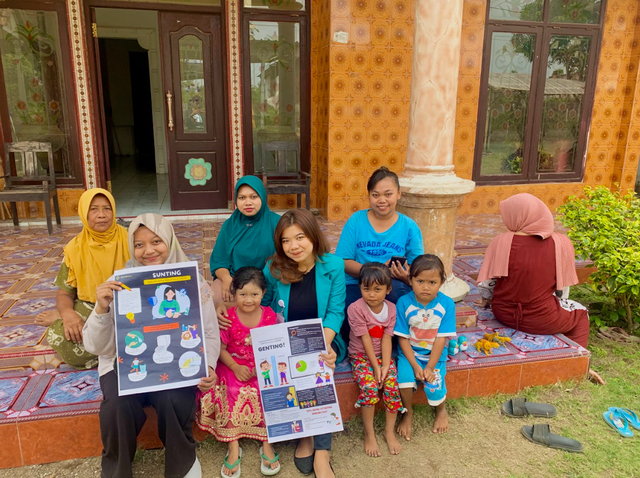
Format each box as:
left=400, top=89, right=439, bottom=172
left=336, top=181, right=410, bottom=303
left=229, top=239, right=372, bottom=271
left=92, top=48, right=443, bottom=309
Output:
left=197, top=267, right=280, bottom=477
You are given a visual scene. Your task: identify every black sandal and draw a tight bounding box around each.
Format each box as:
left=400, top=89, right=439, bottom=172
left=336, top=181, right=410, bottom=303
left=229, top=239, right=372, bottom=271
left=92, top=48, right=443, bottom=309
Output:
left=294, top=449, right=314, bottom=475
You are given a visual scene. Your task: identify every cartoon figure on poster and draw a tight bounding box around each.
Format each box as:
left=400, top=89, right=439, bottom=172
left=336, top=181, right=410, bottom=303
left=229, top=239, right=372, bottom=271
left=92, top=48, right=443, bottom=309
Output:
left=180, top=324, right=201, bottom=348
left=286, top=392, right=297, bottom=408
left=124, top=331, right=147, bottom=355
left=260, top=360, right=273, bottom=388
left=128, top=357, right=147, bottom=382
left=148, top=284, right=191, bottom=320
left=278, top=362, right=289, bottom=385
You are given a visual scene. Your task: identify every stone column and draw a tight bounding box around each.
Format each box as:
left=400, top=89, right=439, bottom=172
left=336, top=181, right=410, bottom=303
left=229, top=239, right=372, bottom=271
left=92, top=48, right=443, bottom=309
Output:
left=397, top=0, right=475, bottom=301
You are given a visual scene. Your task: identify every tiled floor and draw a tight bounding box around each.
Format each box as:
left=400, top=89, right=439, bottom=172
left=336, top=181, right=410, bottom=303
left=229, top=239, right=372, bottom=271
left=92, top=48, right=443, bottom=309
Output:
left=110, top=157, right=229, bottom=217
left=0, top=215, right=591, bottom=467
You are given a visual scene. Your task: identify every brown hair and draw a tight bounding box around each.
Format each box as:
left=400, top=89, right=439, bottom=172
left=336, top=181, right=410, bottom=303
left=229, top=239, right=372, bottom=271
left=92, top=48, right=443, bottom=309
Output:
left=269, top=209, right=329, bottom=284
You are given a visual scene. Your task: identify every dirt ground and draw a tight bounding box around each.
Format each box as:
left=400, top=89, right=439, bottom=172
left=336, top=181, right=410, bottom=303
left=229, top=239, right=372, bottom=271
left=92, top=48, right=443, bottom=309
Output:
left=0, top=403, right=567, bottom=478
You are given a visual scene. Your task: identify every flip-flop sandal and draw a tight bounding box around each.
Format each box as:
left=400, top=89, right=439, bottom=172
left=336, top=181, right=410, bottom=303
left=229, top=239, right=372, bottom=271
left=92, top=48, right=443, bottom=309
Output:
left=222, top=446, right=243, bottom=478
left=521, top=424, right=583, bottom=453
left=260, top=447, right=281, bottom=476
left=603, top=410, right=634, bottom=437
left=609, top=407, right=640, bottom=430
left=502, top=397, right=557, bottom=418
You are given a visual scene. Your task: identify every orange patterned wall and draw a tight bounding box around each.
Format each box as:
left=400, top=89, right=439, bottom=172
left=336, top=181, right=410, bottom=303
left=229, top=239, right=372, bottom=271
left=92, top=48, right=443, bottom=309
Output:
left=456, top=0, right=640, bottom=214
left=315, top=0, right=640, bottom=219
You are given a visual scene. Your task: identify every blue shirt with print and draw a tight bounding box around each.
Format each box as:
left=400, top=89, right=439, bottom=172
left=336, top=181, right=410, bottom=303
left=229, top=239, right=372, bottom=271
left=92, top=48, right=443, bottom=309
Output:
left=394, top=291, right=456, bottom=361
left=335, top=210, right=424, bottom=286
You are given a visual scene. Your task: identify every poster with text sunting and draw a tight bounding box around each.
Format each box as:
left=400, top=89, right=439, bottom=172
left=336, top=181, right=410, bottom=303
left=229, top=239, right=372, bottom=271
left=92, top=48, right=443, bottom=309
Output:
left=113, top=261, right=207, bottom=396
left=251, top=318, right=344, bottom=443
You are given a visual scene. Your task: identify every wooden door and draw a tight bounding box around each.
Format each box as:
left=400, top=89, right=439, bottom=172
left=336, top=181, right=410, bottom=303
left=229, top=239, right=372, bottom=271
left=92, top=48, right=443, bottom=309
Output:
left=159, top=12, right=228, bottom=210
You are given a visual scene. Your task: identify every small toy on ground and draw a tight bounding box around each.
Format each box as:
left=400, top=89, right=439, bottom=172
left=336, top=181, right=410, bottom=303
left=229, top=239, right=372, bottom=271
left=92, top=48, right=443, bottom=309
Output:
left=448, top=339, right=459, bottom=356
left=458, top=335, right=468, bottom=351
left=483, top=332, right=512, bottom=345
left=474, top=339, right=500, bottom=355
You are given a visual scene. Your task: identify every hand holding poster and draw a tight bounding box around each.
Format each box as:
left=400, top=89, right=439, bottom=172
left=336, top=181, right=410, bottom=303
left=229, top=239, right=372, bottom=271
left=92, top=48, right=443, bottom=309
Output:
left=250, top=319, right=343, bottom=443
left=113, top=261, right=208, bottom=396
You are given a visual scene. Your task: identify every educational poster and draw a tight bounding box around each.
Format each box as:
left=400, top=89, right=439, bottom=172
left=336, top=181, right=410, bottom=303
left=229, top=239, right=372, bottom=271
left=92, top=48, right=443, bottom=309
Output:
left=250, top=319, right=344, bottom=443
left=113, top=261, right=207, bottom=396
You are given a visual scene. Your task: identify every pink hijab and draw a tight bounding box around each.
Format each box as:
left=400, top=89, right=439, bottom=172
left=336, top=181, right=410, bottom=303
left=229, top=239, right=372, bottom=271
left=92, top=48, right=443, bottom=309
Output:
left=477, top=193, right=578, bottom=290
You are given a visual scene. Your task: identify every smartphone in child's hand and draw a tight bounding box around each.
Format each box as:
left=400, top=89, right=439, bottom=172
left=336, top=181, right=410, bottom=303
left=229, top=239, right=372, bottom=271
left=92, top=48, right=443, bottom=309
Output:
left=389, top=256, right=407, bottom=267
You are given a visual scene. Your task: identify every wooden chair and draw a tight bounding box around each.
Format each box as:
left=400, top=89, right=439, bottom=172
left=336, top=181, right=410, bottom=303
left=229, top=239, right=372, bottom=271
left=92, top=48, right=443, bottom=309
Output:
left=1, top=141, right=61, bottom=235
left=260, top=141, right=311, bottom=210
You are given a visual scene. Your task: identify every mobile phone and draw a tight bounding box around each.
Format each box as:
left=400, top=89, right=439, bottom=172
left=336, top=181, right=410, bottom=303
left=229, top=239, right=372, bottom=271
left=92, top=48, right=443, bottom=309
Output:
left=389, top=256, right=407, bottom=267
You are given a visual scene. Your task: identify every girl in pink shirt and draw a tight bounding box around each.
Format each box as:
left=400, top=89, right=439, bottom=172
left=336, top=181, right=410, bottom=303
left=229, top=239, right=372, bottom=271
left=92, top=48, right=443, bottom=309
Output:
left=348, top=263, right=404, bottom=458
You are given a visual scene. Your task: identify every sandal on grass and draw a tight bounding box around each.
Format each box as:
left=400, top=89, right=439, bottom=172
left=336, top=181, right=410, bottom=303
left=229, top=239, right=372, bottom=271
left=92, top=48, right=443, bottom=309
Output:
left=521, top=424, right=583, bottom=453
left=222, top=446, right=243, bottom=478
left=502, top=397, right=557, bottom=418
left=603, top=410, right=634, bottom=437
left=260, top=446, right=281, bottom=476
left=597, top=327, right=640, bottom=344
left=609, top=407, right=640, bottom=430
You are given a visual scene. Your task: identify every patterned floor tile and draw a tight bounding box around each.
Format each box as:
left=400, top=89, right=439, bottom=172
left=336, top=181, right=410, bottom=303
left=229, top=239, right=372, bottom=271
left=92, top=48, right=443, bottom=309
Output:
left=0, top=325, right=46, bottom=349
left=5, top=249, right=51, bottom=261
left=39, top=371, right=101, bottom=406
left=0, top=263, right=34, bottom=276
left=25, top=278, right=58, bottom=293
left=5, top=298, right=57, bottom=317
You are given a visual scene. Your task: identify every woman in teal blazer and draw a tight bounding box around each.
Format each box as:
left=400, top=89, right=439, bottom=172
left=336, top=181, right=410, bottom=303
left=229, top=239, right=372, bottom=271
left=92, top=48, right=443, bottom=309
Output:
left=262, top=209, right=343, bottom=478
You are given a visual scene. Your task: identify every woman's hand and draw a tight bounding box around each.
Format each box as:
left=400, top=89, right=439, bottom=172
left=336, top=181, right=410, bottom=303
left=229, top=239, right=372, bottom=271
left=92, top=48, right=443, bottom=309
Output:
left=216, top=303, right=231, bottom=330
left=95, top=281, right=124, bottom=314
left=232, top=364, right=254, bottom=382
left=474, top=297, right=491, bottom=309
left=62, top=310, right=85, bottom=343
left=390, top=261, right=410, bottom=284
left=221, top=276, right=233, bottom=302
left=319, top=348, right=338, bottom=370
left=197, top=366, right=218, bottom=392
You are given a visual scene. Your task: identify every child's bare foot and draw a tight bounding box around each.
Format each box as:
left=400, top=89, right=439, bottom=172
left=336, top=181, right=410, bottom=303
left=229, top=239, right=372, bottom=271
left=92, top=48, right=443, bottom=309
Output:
left=364, top=429, right=381, bottom=457
left=432, top=403, right=449, bottom=434
left=384, top=428, right=402, bottom=455
left=35, top=310, right=57, bottom=327
left=261, top=442, right=280, bottom=471
left=222, top=442, right=241, bottom=477
left=396, top=412, right=412, bottom=441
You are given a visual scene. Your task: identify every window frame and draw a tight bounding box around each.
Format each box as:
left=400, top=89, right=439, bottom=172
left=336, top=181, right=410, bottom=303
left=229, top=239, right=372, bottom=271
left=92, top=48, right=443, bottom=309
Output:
left=473, top=0, right=607, bottom=185
left=240, top=0, right=311, bottom=175
left=0, top=0, right=84, bottom=186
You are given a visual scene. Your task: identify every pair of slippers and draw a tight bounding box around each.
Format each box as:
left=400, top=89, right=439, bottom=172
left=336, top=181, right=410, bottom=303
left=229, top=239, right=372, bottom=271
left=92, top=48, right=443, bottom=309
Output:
left=603, top=407, right=640, bottom=437
left=502, top=397, right=583, bottom=453
left=222, top=447, right=281, bottom=478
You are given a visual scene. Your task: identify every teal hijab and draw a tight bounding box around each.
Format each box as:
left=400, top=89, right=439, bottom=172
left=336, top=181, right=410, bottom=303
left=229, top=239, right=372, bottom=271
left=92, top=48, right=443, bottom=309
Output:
left=210, top=176, right=281, bottom=277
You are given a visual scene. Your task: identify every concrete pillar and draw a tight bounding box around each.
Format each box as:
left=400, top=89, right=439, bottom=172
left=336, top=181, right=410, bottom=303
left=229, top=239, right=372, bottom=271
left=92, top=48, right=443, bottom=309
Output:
left=397, top=0, right=475, bottom=301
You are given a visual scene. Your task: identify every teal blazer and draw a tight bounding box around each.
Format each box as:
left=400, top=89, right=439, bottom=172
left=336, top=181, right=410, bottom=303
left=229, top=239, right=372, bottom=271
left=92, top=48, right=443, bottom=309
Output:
left=262, top=253, right=347, bottom=363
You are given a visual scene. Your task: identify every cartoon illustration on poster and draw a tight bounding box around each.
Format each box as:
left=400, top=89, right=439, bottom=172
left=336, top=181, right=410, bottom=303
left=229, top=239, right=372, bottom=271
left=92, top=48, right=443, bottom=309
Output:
left=251, top=319, right=343, bottom=443
left=113, top=261, right=207, bottom=396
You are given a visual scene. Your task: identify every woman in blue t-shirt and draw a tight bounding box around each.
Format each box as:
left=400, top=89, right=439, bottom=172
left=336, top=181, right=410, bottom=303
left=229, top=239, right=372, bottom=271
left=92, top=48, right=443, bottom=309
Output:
left=336, top=167, right=424, bottom=309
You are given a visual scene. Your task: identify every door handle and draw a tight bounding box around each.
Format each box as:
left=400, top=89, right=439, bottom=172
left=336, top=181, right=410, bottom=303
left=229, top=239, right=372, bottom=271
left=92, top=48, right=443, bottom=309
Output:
left=166, top=91, right=174, bottom=132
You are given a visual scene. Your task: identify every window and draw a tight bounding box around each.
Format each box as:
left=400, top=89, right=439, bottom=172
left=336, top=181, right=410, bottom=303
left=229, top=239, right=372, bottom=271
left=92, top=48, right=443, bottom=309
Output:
left=0, top=2, right=82, bottom=184
left=242, top=0, right=309, bottom=174
left=473, top=0, right=605, bottom=183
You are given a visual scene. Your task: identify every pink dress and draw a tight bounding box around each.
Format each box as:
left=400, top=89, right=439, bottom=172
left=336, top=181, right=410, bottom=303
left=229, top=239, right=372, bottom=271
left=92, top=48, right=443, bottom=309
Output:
left=197, top=306, right=276, bottom=442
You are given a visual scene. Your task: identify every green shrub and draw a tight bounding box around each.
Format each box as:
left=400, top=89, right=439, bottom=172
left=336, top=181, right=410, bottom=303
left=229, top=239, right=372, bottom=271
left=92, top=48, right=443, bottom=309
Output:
left=558, top=186, right=640, bottom=331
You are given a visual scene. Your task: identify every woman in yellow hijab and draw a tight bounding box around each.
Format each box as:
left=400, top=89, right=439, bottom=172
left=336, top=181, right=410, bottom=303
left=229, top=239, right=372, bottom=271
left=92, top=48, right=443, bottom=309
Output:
left=40, top=188, right=129, bottom=369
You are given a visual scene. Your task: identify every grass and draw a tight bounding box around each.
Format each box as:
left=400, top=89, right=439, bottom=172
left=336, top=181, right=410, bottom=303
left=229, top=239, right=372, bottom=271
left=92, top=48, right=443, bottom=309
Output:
left=339, top=332, right=640, bottom=478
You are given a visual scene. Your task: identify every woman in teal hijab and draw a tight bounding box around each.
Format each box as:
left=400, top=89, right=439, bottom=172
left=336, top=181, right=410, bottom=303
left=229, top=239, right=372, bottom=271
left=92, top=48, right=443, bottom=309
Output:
left=210, top=176, right=281, bottom=302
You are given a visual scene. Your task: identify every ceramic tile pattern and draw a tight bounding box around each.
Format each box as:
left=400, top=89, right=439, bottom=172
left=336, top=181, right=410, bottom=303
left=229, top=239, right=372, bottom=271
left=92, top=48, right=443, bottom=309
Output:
left=4, top=0, right=639, bottom=222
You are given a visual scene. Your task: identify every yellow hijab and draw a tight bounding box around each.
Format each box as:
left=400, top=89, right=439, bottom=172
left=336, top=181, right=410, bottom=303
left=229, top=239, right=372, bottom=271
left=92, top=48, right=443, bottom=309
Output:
left=63, top=188, right=130, bottom=303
